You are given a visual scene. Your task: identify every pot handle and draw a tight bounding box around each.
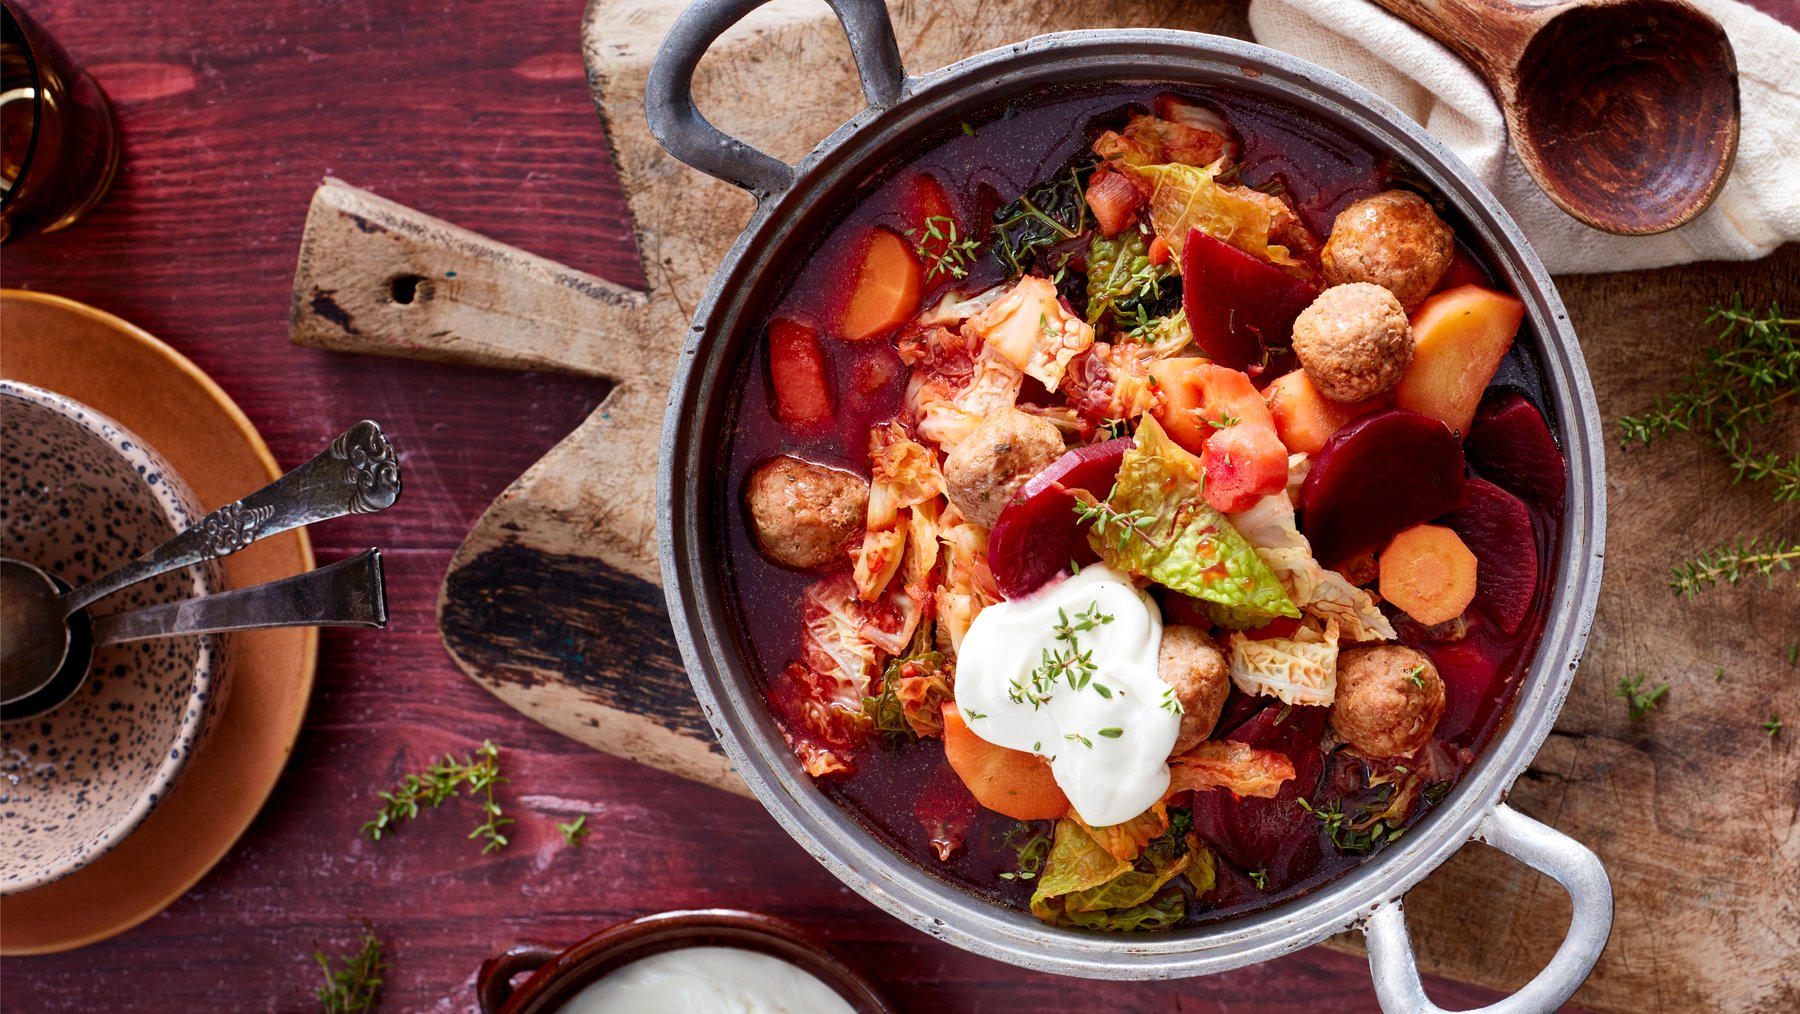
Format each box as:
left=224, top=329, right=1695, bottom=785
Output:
left=476, top=941, right=562, bottom=1014
left=645, top=0, right=906, bottom=200
left=1363, top=803, right=1612, bottom=1014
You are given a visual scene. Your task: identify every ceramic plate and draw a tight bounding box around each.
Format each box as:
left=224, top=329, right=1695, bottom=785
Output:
left=0, top=290, right=317, bottom=954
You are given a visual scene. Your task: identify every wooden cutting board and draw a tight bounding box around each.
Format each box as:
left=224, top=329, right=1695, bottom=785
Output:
left=289, top=0, right=1800, bottom=1009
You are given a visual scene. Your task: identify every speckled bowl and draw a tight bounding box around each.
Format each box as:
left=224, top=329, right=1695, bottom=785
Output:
left=0, top=381, right=225, bottom=894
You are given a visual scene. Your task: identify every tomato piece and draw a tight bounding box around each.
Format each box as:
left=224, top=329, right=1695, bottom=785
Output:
left=1149, top=359, right=1289, bottom=513
left=1147, top=234, right=1172, bottom=265
left=767, top=318, right=833, bottom=428
left=841, top=228, right=923, bottom=342
left=941, top=704, right=1069, bottom=820
left=1085, top=166, right=1144, bottom=238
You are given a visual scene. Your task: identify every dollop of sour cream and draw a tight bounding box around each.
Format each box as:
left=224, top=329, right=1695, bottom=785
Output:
left=556, top=946, right=858, bottom=1014
left=954, top=563, right=1178, bottom=826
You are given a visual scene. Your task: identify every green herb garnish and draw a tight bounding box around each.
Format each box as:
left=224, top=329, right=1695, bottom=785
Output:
left=558, top=815, right=589, bottom=847
left=1668, top=536, right=1799, bottom=597
left=1619, top=298, right=1798, bottom=502
left=1615, top=673, right=1669, bottom=721
left=907, top=215, right=981, bottom=283
left=314, top=923, right=387, bottom=1013
left=361, top=740, right=512, bottom=855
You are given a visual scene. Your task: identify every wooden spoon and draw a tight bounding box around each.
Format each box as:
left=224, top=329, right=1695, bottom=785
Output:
left=1373, top=0, right=1740, bottom=235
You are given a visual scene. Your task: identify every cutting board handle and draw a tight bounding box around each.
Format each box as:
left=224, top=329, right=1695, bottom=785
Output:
left=644, top=0, right=905, bottom=201
left=289, top=178, right=649, bottom=380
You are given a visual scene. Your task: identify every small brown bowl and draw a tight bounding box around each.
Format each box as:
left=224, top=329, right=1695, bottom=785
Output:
left=476, top=909, right=898, bottom=1014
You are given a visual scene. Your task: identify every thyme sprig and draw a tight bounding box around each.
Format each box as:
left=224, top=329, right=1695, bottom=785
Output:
left=1618, top=298, right=1799, bottom=502
left=361, top=740, right=513, bottom=855
left=315, top=923, right=387, bottom=1013
left=1000, top=823, right=1054, bottom=881
left=907, top=215, right=981, bottom=283
left=1615, top=673, right=1669, bottom=721
left=558, top=815, right=589, bottom=847
left=1071, top=482, right=1162, bottom=551
left=1297, top=795, right=1403, bottom=854
left=1668, top=536, right=1800, bottom=597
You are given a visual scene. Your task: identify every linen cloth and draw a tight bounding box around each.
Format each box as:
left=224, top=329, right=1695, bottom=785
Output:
left=1246, top=0, right=1800, bottom=273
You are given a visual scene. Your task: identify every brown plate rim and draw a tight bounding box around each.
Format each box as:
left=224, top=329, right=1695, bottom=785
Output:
left=0, top=288, right=318, bottom=955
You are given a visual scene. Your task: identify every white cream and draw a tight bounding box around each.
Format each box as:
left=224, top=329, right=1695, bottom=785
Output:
left=954, top=563, right=1178, bottom=826
left=556, top=946, right=857, bottom=1014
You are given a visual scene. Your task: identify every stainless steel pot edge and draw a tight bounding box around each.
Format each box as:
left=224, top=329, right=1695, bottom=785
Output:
left=652, top=3, right=1609, bottom=1004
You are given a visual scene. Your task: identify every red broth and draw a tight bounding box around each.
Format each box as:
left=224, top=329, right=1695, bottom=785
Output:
left=717, top=83, right=1562, bottom=924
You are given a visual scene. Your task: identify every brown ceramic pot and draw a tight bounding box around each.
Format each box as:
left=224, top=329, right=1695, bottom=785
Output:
left=475, top=908, right=897, bottom=1014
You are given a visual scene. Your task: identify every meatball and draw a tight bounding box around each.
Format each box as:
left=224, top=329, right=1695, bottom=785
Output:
left=744, top=455, right=868, bottom=570
left=1321, top=190, right=1455, bottom=312
left=1158, top=625, right=1230, bottom=755
left=1331, top=645, right=1446, bottom=758
left=1291, top=282, right=1414, bottom=403
left=942, top=408, right=1065, bottom=527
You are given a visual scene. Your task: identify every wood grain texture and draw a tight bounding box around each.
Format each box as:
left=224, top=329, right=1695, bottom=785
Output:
left=0, top=0, right=1513, bottom=1010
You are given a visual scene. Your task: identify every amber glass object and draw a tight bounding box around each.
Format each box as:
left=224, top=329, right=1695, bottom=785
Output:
left=1, top=2, right=120, bottom=242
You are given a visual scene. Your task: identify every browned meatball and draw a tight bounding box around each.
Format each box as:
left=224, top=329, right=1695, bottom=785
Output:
left=744, top=455, right=868, bottom=570
left=1331, top=645, right=1446, bottom=758
left=1292, top=283, right=1414, bottom=403
left=942, top=408, right=1065, bottom=527
left=1322, top=190, right=1455, bottom=312
left=1159, top=625, right=1230, bottom=755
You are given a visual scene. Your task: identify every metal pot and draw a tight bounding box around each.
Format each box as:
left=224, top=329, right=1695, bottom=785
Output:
left=650, top=2, right=1612, bottom=1010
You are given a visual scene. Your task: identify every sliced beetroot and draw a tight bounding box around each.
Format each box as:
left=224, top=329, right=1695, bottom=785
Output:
left=1188, top=702, right=1328, bottom=885
left=1182, top=229, right=1319, bottom=372
left=1298, top=409, right=1468, bottom=569
left=1445, top=478, right=1539, bottom=635
left=988, top=437, right=1133, bottom=599
left=1463, top=390, right=1565, bottom=516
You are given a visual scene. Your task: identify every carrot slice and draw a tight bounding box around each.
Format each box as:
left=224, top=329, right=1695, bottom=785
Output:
left=840, top=228, right=922, bottom=342
left=767, top=318, right=833, bottom=427
left=1378, top=523, right=1478, bottom=626
left=941, top=704, right=1068, bottom=820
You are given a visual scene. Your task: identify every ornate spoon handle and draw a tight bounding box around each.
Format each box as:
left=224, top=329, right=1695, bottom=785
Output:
left=62, top=420, right=401, bottom=613
left=91, top=549, right=386, bottom=643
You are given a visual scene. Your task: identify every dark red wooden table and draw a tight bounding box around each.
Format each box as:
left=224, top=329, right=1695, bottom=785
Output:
left=4, top=1, right=1790, bottom=1010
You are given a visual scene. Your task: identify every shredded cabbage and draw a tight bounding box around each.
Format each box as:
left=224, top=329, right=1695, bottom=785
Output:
left=1029, top=817, right=1191, bottom=931
left=1227, top=490, right=1395, bottom=642
left=1166, top=739, right=1296, bottom=798
left=1124, top=160, right=1303, bottom=269
left=1073, top=802, right=1169, bottom=863
left=934, top=508, right=1001, bottom=652
left=965, top=275, right=1093, bottom=392
left=912, top=345, right=1023, bottom=449
left=1091, top=415, right=1299, bottom=623
left=1227, top=619, right=1340, bottom=707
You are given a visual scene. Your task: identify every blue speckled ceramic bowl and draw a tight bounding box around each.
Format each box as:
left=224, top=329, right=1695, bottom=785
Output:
left=0, top=381, right=225, bottom=894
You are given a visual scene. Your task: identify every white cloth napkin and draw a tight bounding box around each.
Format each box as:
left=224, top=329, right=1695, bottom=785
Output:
left=1247, top=0, right=1800, bottom=274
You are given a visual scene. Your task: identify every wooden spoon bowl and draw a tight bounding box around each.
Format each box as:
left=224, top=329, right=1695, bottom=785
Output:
left=1378, top=0, right=1740, bottom=235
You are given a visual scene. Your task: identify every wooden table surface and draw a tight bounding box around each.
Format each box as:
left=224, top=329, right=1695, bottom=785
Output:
left=2, top=1, right=1792, bottom=1011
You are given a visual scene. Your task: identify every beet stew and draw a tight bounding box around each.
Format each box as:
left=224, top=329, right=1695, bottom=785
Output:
left=717, top=83, right=1565, bottom=932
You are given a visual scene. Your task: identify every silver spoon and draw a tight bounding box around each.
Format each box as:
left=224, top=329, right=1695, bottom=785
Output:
left=2, top=550, right=387, bottom=722
left=0, top=420, right=400, bottom=705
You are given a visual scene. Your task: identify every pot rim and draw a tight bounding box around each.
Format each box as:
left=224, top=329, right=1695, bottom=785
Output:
left=656, top=24, right=1607, bottom=981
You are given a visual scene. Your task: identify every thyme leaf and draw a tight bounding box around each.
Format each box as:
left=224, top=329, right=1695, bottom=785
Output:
left=1615, top=673, right=1669, bottom=721
left=314, top=923, right=387, bottom=1013
left=361, top=740, right=513, bottom=855
left=1618, top=297, right=1799, bottom=503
